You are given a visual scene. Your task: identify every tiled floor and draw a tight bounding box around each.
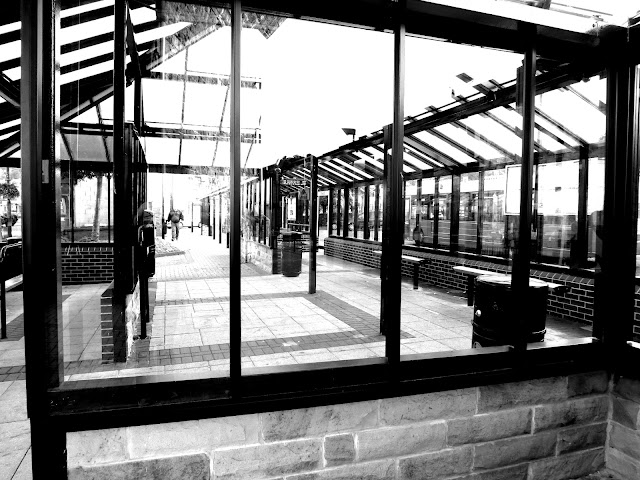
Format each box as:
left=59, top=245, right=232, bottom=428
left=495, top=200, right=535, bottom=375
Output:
left=52, top=230, right=591, bottom=381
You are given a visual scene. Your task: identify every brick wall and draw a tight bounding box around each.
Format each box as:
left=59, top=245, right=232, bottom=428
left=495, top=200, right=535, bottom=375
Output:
left=67, top=371, right=610, bottom=480
left=62, top=244, right=114, bottom=285
left=324, top=237, right=595, bottom=328
left=100, top=284, right=115, bottom=363
left=608, top=376, right=640, bottom=478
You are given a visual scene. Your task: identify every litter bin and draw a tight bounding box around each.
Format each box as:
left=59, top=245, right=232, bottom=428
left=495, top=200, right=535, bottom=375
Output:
left=281, top=231, right=302, bottom=277
left=471, top=275, right=548, bottom=348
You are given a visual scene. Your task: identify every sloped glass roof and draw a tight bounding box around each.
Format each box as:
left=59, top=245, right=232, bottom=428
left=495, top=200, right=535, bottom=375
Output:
left=0, top=0, right=623, bottom=180
left=421, top=0, right=639, bottom=33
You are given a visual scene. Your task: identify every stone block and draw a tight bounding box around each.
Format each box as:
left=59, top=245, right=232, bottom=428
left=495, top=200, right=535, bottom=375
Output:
left=67, top=428, right=128, bottom=468
left=127, top=414, right=260, bottom=459
left=447, top=408, right=531, bottom=446
left=398, top=446, right=473, bottom=480
left=557, top=423, right=607, bottom=454
left=380, top=389, right=476, bottom=426
left=478, top=377, right=567, bottom=413
left=67, top=452, right=210, bottom=480
left=609, top=422, right=640, bottom=462
left=261, top=402, right=378, bottom=442
left=454, top=464, right=528, bottom=480
left=567, top=371, right=608, bottom=397
left=286, top=459, right=396, bottom=480
left=614, top=377, right=640, bottom=403
left=357, top=421, right=446, bottom=462
left=529, top=448, right=604, bottom=480
left=473, top=431, right=556, bottom=469
left=612, top=395, right=640, bottom=430
left=533, top=395, right=608, bottom=432
left=324, top=434, right=355, bottom=467
left=606, top=447, right=640, bottom=480
left=213, top=438, right=322, bottom=480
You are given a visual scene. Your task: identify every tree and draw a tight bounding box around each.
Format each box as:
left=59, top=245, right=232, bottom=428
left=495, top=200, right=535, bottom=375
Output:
left=62, top=166, right=108, bottom=242
left=0, top=168, right=19, bottom=238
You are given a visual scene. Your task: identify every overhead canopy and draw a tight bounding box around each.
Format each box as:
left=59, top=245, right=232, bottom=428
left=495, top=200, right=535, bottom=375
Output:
left=0, top=0, right=635, bottom=174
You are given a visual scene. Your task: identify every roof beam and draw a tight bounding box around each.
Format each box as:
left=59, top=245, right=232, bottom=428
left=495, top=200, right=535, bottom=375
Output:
left=404, top=134, right=463, bottom=168
left=0, top=73, right=20, bottom=108
left=428, top=127, right=487, bottom=165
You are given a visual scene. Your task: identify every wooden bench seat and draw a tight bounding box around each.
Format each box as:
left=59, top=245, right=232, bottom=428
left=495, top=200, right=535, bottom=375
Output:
left=373, top=250, right=430, bottom=289
left=452, top=265, right=568, bottom=306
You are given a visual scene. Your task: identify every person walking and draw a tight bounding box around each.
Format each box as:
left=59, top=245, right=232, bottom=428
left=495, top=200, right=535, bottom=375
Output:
left=167, top=208, right=184, bottom=241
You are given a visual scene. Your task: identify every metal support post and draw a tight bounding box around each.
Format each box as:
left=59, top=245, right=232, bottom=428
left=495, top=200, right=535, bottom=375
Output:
left=511, top=27, right=536, bottom=355
left=385, top=0, right=406, bottom=364
left=230, top=0, right=242, bottom=381
left=309, top=155, right=318, bottom=294
left=22, top=0, right=66, bottom=477
left=593, top=61, right=639, bottom=363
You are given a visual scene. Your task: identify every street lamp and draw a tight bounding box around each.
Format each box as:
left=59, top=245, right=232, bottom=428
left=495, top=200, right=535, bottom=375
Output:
left=341, top=128, right=356, bottom=142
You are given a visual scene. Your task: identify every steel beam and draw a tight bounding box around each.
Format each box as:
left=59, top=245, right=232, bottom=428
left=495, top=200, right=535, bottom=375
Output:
left=230, top=0, right=242, bottom=381
left=21, top=0, right=66, bottom=478
left=511, top=29, right=536, bottom=355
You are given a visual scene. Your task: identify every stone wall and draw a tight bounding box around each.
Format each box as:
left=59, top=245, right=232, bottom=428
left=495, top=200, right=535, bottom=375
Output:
left=324, top=237, right=595, bottom=328
left=607, top=376, right=640, bottom=478
left=100, top=280, right=139, bottom=364
left=67, top=371, right=610, bottom=480
left=241, top=239, right=280, bottom=274
left=62, top=244, right=114, bottom=285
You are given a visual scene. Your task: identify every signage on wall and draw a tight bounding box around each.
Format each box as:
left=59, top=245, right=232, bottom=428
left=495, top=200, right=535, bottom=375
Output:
left=281, top=178, right=306, bottom=186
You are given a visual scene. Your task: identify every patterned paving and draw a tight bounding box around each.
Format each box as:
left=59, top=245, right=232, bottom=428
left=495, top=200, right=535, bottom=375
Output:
left=0, top=230, right=593, bottom=382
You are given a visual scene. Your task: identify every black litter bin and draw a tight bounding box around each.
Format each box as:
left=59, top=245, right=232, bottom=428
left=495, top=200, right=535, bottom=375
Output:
left=472, top=275, right=548, bottom=348
left=281, top=231, right=302, bottom=277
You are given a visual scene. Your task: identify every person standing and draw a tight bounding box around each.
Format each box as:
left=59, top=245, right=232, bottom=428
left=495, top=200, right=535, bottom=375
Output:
left=167, top=208, right=184, bottom=241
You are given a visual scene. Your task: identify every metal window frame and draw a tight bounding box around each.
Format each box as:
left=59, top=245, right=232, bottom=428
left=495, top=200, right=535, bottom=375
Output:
left=21, top=2, right=640, bottom=479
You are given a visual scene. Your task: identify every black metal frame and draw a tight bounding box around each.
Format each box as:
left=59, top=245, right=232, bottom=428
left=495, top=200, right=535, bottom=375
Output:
left=20, top=1, right=640, bottom=479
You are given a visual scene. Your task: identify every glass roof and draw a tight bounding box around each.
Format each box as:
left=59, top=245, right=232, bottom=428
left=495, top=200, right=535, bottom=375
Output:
left=420, top=0, right=639, bottom=33
left=0, top=0, right=619, bottom=181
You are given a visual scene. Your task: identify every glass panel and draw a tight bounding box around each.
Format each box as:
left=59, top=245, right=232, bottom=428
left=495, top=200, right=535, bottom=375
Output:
left=437, top=175, right=452, bottom=248
left=0, top=168, right=21, bottom=241
left=233, top=14, right=392, bottom=369
left=347, top=188, right=355, bottom=238
left=57, top=3, right=234, bottom=382
left=536, top=161, right=578, bottom=265
left=356, top=186, right=365, bottom=238
left=417, top=0, right=636, bottom=33
left=367, top=185, right=375, bottom=240
left=481, top=169, right=507, bottom=257
left=318, top=191, right=329, bottom=245
left=338, top=188, right=343, bottom=236
left=405, top=179, right=418, bottom=244
left=378, top=185, right=384, bottom=241
left=459, top=172, right=478, bottom=252
left=419, top=177, right=435, bottom=247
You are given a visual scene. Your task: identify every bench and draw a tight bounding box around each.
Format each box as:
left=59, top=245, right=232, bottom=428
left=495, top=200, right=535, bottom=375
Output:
left=0, top=243, right=22, bottom=339
left=373, top=250, right=431, bottom=289
left=452, top=265, right=568, bottom=306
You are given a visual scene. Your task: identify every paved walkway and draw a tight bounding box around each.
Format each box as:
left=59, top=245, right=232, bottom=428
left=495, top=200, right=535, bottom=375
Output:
left=0, top=228, right=594, bottom=479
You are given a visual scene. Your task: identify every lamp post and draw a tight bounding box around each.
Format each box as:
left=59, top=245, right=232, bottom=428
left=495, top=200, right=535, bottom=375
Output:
left=341, top=127, right=356, bottom=142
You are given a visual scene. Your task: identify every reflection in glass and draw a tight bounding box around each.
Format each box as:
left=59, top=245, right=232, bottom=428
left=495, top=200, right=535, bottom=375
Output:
left=438, top=176, right=452, bottom=248
left=459, top=172, right=478, bottom=252
left=481, top=169, right=506, bottom=257
left=405, top=180, right=417, bottom=244
left=536, top=161, right=578, bottom=266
